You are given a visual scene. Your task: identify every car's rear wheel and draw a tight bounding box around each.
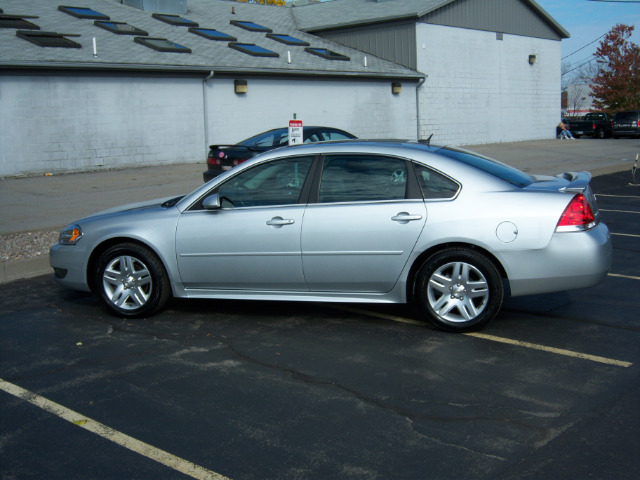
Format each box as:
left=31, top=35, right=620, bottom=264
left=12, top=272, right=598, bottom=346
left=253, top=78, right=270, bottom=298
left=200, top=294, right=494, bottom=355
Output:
left=94, top=243, right=170, bottom=318
left=415, top=248, right=503, bottom=332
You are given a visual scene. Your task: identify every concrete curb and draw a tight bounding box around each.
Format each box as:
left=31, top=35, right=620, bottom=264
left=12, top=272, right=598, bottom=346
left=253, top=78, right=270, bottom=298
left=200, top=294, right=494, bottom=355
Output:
left=0, top=255, right=50, bottom=284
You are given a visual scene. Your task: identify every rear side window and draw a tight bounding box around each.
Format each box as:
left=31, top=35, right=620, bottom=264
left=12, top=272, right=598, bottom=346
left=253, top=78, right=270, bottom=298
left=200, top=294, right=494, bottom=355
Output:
left=413, top=164, right=459, bottom=199
left=436, top=147, right=534, bottom=188
left=319, top=155, right=408, bottom=203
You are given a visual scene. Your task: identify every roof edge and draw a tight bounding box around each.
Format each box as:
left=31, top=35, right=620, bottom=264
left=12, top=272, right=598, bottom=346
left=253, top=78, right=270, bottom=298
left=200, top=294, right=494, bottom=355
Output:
left=524, top=0, right=570, bottom=39
left=0, top=61, right=426, bottom=80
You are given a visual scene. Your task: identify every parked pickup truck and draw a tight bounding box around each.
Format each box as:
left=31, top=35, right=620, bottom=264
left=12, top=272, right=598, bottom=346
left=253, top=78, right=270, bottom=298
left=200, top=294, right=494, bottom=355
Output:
left=568, top=112, right=613, bottom=139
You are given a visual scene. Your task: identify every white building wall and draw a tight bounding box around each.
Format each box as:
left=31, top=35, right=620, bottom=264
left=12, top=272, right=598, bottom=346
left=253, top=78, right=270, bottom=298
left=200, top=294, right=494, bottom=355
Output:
left=0, top=75, right=417, bottom=177
left=416, top=24, right=561, bottom=145
left=0, top=76, right=204, bottom=177
left=204, top=77, right=417, bottom=146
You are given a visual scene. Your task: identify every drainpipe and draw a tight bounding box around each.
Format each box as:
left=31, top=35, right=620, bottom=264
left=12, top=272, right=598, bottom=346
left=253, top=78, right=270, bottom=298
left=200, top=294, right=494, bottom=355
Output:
left=416, top=75, right=427, bottom=140
left=202, top=70, right=215, bottom=156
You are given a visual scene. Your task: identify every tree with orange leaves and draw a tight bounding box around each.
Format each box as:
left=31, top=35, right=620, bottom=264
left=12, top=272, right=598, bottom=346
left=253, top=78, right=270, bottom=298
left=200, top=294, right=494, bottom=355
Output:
left=591, top=24, right=640, bottom=113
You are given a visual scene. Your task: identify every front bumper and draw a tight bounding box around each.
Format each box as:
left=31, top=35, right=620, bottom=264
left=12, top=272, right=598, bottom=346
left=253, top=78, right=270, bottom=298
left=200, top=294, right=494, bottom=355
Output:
left=49, top=243, right=92, bottom=292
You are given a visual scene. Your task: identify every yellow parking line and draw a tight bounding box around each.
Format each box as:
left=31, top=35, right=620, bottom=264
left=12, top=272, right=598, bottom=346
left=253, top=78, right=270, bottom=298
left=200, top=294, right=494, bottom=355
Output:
left=608, top=272, right=640, bottom=281
left=600, top=209, right=640, bottom=214
left=610, top=232, right=640, bottom=238
left=465, top=333, right=632, bottom=368
left=330, top=306, right=633, bottom=368
left=0, top=378, right=231, bottom=480
left=597, top=194, right=640, bottom=198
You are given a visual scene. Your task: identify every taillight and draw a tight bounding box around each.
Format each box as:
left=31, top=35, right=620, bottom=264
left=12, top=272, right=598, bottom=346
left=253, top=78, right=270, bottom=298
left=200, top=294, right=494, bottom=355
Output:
left=556, top=193, right=596, bottom=231
left=592, top=123, right=596, bottom=129
left=232, top=158, right=248, bottom=166
left=207, top=155, right=221, bottom=167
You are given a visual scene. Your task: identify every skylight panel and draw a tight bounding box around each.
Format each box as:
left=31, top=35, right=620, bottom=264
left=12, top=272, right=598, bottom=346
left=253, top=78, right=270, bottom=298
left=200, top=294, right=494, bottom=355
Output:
left=266, top=34, right=309, bottom=46
left=229, top=43, right=279, bottom=58
left=16, top=30, right=81, bottom=48
left=94, top=21, right=148, bottom=36
left=230, top=20, right=272, bottom=33
left=134, top=37, right=191, bottom=53
left=305, top=48, right=350, bottom=61
left=189, top=28, right=237, bottom=42
left=58, top=6, right=109, bottom=20
left=152, top=13, right=198, bottom=27
left=0, top=14, right=40, bottom=30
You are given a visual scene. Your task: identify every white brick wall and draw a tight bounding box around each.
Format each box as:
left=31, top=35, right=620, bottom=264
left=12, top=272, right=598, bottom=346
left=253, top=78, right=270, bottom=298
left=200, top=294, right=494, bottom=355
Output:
left=204, top=77, right=417, bottom=145
left=0, top=75, right=204, bottom=177
left=416, top=24, right=561, bottom=145
left=0, top=75, right=417, bottom=177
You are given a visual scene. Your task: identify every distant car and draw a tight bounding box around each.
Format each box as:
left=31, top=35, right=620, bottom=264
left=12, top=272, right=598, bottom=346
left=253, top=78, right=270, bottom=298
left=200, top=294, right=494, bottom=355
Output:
left=612, top=110, right=640, bottom=138
left=568, top=112, right=613, bottom=139
left=50, top=141, right=612, bottom=332
left=203, top=126, right=356, bottom=182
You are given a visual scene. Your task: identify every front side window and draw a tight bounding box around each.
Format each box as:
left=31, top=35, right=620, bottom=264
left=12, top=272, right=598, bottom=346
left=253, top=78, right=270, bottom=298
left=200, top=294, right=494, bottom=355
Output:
left=318, top=155, right=408, bottom=203
left=217, top=157, right=313, bottom=207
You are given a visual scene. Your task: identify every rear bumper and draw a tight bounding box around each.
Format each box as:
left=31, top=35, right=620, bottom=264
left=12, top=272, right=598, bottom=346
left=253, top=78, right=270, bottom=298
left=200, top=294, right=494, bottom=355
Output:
left=504, top=223, right=612, bottom=297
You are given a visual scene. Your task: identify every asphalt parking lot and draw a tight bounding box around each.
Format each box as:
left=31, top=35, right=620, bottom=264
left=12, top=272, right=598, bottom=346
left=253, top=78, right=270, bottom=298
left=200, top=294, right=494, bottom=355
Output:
left=1, top=139, right=640, bottom=479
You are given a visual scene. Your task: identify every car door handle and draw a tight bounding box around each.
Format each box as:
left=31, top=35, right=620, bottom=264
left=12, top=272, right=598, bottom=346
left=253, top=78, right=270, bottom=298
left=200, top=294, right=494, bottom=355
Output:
left=266, top=217, right=295, bottom=227
left=391, top=213, right=423, bottom=223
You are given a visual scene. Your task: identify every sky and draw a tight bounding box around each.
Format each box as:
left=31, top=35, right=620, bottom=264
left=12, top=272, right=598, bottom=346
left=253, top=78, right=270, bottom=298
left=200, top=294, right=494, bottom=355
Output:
left=534, top=0, right=640, bottom=74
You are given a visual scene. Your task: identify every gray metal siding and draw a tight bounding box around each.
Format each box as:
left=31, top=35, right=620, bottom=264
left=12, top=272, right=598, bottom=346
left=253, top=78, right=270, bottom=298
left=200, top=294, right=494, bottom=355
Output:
left=318, top=22, right=417, bottom=70
left=422, top=0, right=563, bottom=40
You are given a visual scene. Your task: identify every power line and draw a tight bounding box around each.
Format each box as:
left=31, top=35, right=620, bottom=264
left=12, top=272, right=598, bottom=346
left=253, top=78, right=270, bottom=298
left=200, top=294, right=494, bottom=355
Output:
left=562, top=57, right=597, bottom=77
left=562, top=33, right=607, bottom=60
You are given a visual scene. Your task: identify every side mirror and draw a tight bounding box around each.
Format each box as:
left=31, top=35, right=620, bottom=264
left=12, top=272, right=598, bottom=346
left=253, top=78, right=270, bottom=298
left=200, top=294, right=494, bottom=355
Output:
left=202, top=193, right=221, bottom=210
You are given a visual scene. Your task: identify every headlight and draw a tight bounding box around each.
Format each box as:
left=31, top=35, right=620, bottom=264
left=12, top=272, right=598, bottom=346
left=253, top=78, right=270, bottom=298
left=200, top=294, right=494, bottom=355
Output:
left=59, top=224, right=83, bottom=245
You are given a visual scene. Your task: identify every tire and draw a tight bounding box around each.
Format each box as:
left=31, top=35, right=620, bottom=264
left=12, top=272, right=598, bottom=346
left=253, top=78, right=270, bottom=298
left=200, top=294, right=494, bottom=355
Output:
left=415, top=248, right=504, bottom=332
left=596, top=129, right=605, bottom=139
left=94, top=243, right=170, bottom=318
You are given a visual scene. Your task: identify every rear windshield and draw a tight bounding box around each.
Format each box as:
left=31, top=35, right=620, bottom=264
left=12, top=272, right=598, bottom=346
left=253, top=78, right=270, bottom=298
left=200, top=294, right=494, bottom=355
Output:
left=241, top=129, right=288, bottom=148
left=436, top=147, right=535, bottom=188
left=615, top=112, right=639, bottom=122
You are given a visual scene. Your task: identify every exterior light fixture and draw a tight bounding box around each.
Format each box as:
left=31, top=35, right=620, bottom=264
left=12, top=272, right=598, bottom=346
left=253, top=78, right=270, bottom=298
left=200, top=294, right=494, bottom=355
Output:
left=392, top=82, right=402, bottom=94
left=234, top=79, right=247, bottom=94
left=528, top=54, right=537, bottom=65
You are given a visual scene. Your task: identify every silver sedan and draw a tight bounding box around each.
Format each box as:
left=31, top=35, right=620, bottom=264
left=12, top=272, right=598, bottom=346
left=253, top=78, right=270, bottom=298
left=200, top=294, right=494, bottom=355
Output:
left=50, top=141, right=612, bottom=332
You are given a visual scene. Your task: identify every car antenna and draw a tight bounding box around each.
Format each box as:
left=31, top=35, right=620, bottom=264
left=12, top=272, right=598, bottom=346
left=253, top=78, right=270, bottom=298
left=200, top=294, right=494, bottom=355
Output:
left=419, top=134, right=433, bottom=146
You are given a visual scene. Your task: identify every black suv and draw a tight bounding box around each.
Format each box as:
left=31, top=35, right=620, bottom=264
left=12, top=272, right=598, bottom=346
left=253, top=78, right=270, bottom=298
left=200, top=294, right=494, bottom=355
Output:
left=203, top=126, right=356, bottom=182
left=612, top=110, right=640, bottom=138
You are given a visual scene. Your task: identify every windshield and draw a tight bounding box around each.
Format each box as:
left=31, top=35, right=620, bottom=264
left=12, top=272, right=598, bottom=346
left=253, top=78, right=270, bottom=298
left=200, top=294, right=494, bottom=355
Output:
left=436, top=147, right=535, bottom=188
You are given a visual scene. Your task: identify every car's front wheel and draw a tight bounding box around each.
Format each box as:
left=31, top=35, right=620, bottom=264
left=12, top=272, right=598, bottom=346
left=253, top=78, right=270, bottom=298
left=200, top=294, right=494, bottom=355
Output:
left=94, top=243, right=170, bottom=318
left=415, top=248, right=503, bottom=332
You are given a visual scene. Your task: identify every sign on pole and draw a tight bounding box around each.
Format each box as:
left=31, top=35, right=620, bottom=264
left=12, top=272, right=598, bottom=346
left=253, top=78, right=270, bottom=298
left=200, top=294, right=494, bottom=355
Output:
left=288, top=120, right=303, bottom=146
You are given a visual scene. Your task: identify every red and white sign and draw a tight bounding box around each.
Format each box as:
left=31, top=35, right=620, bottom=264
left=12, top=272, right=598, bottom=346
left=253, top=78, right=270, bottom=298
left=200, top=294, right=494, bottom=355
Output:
left=288, top=120, right=303, bottom=146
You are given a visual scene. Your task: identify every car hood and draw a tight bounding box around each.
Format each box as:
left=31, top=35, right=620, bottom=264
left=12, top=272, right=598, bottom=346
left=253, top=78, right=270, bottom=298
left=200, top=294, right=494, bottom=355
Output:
left=79, top=195, right=180, bottom=221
